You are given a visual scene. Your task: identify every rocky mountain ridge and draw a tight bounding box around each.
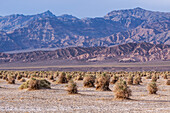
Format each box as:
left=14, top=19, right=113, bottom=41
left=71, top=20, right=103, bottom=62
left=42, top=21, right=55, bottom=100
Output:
left=0, top=42, right=169, bottom=63
left=0, top=7, right=169, bottom=52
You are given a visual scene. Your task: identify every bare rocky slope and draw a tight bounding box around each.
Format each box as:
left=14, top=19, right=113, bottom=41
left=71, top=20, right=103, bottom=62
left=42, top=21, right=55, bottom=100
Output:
left=0, top=7, right=169, bottom=52
left=0, top=42, right=169, bottom=63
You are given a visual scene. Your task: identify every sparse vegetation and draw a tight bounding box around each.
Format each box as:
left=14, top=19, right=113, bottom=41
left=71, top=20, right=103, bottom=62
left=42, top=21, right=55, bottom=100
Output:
left=20, top=78, right=26, bottom=82
left=0, top=70, right=169, bottom=106
left=67, top=80, right=78, bottom=94
left=133, top=76, right=140, bottom=85
left=113, top=79, right=132, bottom=99
left=66, top=74, right=72, bottom=81
left=17, top=74, right=22, bottom=80
left=7, top=75, right=15, bottom=84
left=147, top=81, right=158, bottom=94
left=166, top=79, right=170, bottom=85
left=48, top=75, right=54, bottom=80
left=110, top=75, right=118, bottom=84
left=83, top=75, right=95, bottom=88
left=163, top=74, right=168, bottom=79
left=95, top=74, right=111, bottom=91
left=127, top=75, right=133, bottom=85
left=19, top=78, right=51, bottom=90
left=74, top=74, right=83, bottom=81
left=56, top=72, right=68, bottom=84
left=151, top=75, right=158, bottom=82
left=146, top=74, right=151, bottom=79
left=0, top=70, right=169, bottom=113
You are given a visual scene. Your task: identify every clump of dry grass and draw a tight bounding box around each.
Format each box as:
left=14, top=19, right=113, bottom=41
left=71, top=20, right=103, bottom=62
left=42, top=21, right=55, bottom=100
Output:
left=17, top=75, right=22, bottom=80
left=2, top=75, right=7, bottom=80
left=67, top=80, right=78, bottom=94
left=48, top=75, right=54, bottom=80
left=83, top=75, right=95, bottom=88
left=139, top=76, right=142, bottom=83
left=20, top=78, right=26, bottom=82
left=95, top=74, right=111, bottom=91
left=166, top=79, right=170, bottom=85
left=133, top=76, right=140, bottom=85
left=127, top=75, right=133, bottom=85
left=7, top=75, right=15, bottom=84
left=66, top=74, right=72, bottom=81
left=19, top=78, right=51, bottom=90
left=110, top=75, right=118, bottom=84
left=113, top=79, right=132, bottom=99
left=29, top=78, right=39, bottom=89
left=0, top=75, right=3, bottom=79
left=163, top=74, right=168, bottom=79
left=56, top=72, right=68, bottom=84
left=146, top=75, right=151, bottom=79
left=74, top=74, right=83, bottom=81
left=147, top=81, right=158, bottom=94
left=151, top=75, right=158, bottom=82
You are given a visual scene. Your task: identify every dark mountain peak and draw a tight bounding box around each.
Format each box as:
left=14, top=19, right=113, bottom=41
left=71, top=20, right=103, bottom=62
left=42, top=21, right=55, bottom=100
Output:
left=38, top=10, right=56, bottom=17
left=43, top=10, right=53, bottom=14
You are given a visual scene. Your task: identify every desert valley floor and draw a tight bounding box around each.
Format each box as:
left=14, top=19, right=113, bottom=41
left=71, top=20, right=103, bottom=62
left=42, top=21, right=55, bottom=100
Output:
left=0, top=77, right=170, bottom=113
left=0, top=60, right=170, bottom=72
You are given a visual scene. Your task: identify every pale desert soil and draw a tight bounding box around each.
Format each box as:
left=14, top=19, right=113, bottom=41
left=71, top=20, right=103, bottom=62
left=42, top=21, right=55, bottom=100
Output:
left=0, top=77, right=170, bottom=113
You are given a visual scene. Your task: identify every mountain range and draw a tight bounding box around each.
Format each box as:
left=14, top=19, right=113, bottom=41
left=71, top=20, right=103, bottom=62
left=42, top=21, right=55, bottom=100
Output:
left=0, top=7, right=170, bottom=52
left=0, top=42, right=169, bottom=63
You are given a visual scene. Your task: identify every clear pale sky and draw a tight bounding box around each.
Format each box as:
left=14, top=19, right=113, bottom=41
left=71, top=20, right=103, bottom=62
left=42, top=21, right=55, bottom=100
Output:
left=0, top=0, right=170, bottom=18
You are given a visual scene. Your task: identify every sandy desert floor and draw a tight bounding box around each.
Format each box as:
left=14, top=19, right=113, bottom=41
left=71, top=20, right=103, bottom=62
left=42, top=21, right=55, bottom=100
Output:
left=0, top=60, right=170, bottom=72
left=0, top=77, right=170, bottom=113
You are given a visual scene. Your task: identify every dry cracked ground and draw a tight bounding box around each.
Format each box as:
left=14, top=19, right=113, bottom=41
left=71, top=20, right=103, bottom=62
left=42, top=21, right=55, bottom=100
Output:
left=0, top=77, right=170, bottom=113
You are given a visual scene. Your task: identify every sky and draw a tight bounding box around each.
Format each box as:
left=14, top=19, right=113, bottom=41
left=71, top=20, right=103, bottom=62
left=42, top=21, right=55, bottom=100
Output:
left=0, top=0, right=170, bottom=18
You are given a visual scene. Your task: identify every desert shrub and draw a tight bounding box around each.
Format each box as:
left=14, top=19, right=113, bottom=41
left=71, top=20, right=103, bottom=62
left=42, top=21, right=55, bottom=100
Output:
left=66, top=74, right=72, bottom=81
left=163, top=74, right=168, bottom=79
left=30, top=74, right=38, bottom=78
left=56, top=72, right=68, bottom=84
left=127, top=75, right=133, bottom=85
left=151, top=75, right=158, bottom=82
left=53, top=72, right=58, bottom=78
left=67, top=80, right=78, bottom=94
left=166, top=79, right=170, bottom=85
left=95, top=74, right=111, bottom=91
left=29, top=78, right=39, bottom=89
left=20, top=78, right=26, bottom=82
left=8, top=76, right=15, bottom=84
left=2, top=75, right=7, bottom=80
left=110, top=75, right=118, bottom=84
left=17, top=75, right=22, bottom=80
left=48, top=75, right=54, bottom=80
left=74, top=74, right=83, bottom=81
left=83, top=75, right=95, bottom=88
left=0, top=75, right=3, bottom=79
left=147, top=82, right=158, bottom=94
left=113, top=79, right=132, bottom=99
left=138, top=76, right=142, bottom=83
left=38, top=79, right=51, bottom=89
left=19, top=78, right=51, bottom=90
left=133, top=76, right=140, bottom=85
left=146, top=75, right=151, bottom=79
left=27, top=75, right=31, bottom=78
